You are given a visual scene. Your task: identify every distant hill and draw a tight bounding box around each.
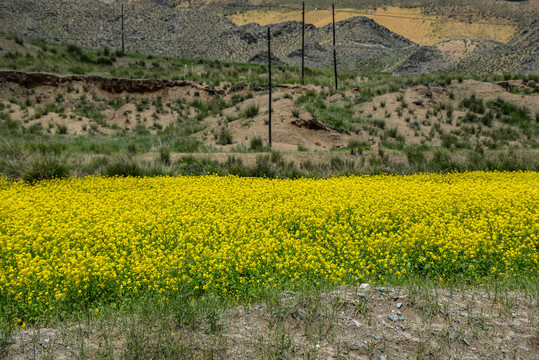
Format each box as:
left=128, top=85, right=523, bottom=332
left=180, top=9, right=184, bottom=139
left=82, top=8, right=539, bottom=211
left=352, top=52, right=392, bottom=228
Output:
left=0, top=0, right=537, bottom=74
left=0, top=0, right=416, bottom=71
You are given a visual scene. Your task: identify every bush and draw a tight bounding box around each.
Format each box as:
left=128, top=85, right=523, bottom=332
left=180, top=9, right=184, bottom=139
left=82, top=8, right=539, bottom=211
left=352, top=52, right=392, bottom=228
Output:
left=56, top=123, right=68, bottom=134
left=217, top=127, right=233, bottom=145
left=243, top=104, right=259, bottom=118
left=175, top=156, right=222, bottom=176
left=486, top=98, right=531, bottom=128
left=102, top=156, right=144, bottom=177
left=460, top=94, right=485, bottom=114
left=159, top=148, right=171, bottom=165
left=251, top=155, right=276, bottom=178
left=348, top=139, right=370, bottom=155
left=429, top=150, right=459, bottom=173
left=406, top=146, right=427, bottom=172
left=0, top=141, right=27, bottom=178
left=22, top=156, right=69, bottom=182
left=249, top=136, right=265, bottom=152
left=66, top=44, right=83, bottom=56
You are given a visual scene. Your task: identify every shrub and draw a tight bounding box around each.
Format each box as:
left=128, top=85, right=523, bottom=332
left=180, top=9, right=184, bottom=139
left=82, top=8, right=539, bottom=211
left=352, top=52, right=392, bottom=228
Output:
left=371, top=119, right=386, bottom=129
left=22, top=156, right=70, bottom=182
left=486, top=98, right=531, bottom=128
left=405, top=146, right=427, bottom=172
left=428, top=150, right=455, bottom=172
left=56, top=123, right=68, bottom=134
left=217, top=127, right=233, bottom=145
left=243, top=104, right=259, bottom=118
left=175, top=156, right=222, bottom=176
left=159, top=148, right=171, bottom=165
left=66, top=44, right=82, bottom=55
left=249, top=136, right=265, bottom=152
left=348, top=139, right=370, bottom=155
left=102, top=156, right=144, bottom=177
left=250, top=155, right=276, bottom=178
left=460, top=94, right=485, bottom=114
left=127, top=143, right=137, bottom=155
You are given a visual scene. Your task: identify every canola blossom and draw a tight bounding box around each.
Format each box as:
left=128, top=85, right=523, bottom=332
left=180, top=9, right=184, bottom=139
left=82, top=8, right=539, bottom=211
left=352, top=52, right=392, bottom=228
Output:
left=0, top=172, right=537, bottom=318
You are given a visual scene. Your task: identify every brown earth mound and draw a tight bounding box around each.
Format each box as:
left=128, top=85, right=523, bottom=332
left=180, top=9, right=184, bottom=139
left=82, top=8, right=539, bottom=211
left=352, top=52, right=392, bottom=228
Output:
left=0, top=70, right=224, bottom=95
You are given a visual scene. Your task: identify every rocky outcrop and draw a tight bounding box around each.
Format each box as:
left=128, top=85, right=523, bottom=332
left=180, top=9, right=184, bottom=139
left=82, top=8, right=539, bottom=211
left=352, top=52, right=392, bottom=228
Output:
left=248, top=51, right=285, bottom=66
left=395, top=47, right=451, bottom=74
left=0, top=0, right=417, bottom=71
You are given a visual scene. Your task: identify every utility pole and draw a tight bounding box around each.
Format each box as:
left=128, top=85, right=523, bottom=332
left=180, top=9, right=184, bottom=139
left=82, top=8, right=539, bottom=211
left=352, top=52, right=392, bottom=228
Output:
left=121, top=3, right=125, bottom=56
left=302, top=2, right=305, bottom=83
left=332, top=4, right=338, bottom=90
left=268, top=27, right=272, bottom=147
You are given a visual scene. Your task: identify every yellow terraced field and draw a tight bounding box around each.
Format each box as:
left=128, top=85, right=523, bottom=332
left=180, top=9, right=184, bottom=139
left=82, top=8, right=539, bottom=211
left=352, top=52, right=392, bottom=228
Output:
left=1, top=172, right=538, bottom=320
left=227, top=6, right=517, bottom=45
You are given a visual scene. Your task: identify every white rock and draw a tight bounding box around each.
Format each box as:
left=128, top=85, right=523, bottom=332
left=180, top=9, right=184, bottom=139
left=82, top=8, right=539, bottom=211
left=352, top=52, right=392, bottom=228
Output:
left=359, top=283, right=370, bottom=290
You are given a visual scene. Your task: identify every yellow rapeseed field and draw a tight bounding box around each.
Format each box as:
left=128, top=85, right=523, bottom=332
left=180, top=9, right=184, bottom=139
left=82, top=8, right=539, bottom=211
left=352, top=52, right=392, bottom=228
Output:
left=0, top=172, right=537, bottom=319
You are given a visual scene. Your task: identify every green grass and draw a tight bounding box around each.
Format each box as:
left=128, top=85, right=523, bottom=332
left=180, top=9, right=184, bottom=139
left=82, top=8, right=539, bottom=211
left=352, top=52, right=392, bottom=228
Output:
left=2, top=37, right=536, bottom=92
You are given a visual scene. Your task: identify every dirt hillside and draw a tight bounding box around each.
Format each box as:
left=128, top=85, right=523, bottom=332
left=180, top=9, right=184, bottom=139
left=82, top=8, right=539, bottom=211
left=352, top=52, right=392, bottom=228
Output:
left=0, top=0, right=537, bottom=74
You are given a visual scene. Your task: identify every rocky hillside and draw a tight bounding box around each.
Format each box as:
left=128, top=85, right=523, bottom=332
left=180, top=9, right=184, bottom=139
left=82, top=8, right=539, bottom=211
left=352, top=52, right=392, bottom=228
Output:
left=0, top=0, right=415, bottom=72
left=0, top=0, right=537, bottom=74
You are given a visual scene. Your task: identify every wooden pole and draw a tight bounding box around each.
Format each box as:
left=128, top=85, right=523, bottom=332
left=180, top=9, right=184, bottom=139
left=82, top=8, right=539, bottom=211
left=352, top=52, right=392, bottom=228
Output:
left=268, top=27, right=272, bottom=147
left=332, top=4, right=338, bottom=90
left=301, top=2, right=305, bottom=83
left=121, top=3, right=125, bottom=56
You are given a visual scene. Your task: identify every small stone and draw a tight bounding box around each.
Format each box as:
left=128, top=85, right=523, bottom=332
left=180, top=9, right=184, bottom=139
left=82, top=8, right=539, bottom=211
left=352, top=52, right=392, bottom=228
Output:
left=396, top=311, right=402, bottom=315
left=380, top=355, right=387, bottom=360
left=359, top=283, right=370, bottom=290
left=388, top=314, right=399, bottom=322
left=352, top=319, right=360, bottom=327
left=399, top=316, right=405, bottom=321
left=393, top=295, right=400, bottom=300
left=374, top=335, right=379, bottom=340
left=400, top=324, right=407, bottom=330
left=357, top=292, right=366, bottom=298
left=397, top=302, right=403, bottom=309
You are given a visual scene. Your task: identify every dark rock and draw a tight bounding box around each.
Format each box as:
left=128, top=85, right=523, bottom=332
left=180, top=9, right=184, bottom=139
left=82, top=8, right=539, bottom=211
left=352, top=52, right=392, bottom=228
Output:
left=248, top=51, right=285, bottom=66
left=291, top=118, right=329, bottom=131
